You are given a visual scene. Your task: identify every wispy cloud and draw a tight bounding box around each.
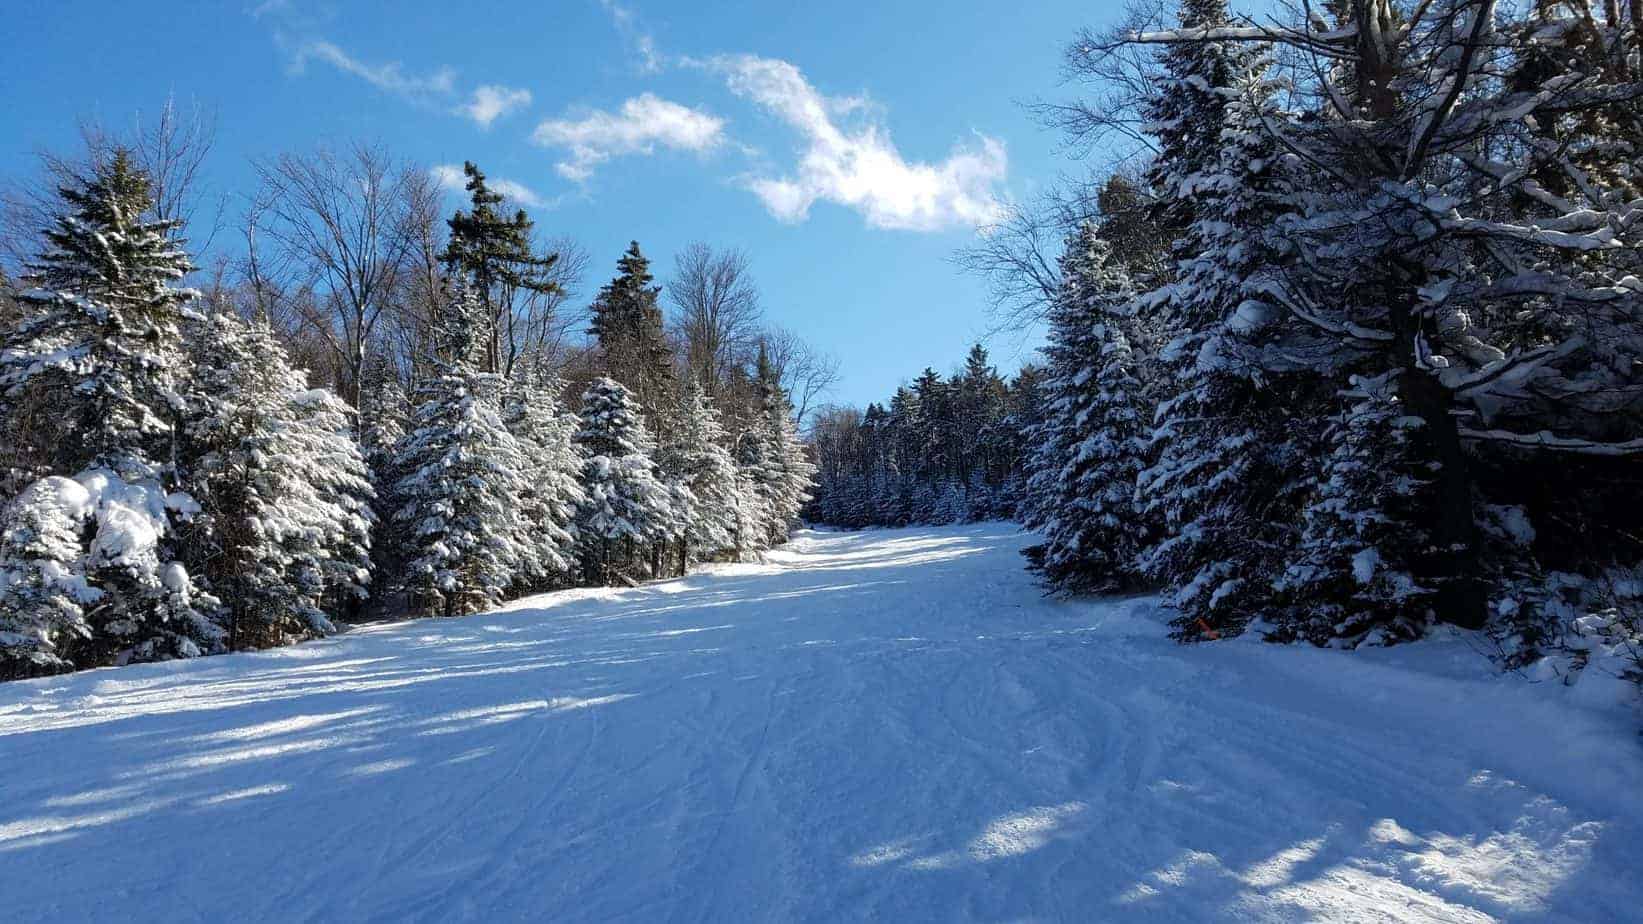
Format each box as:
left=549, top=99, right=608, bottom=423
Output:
left=705, top=54, right=1007, bottom=232
left=430, top=164, right=550, bottom=208
left=461, top=85, right=533, bottom=128
left=262, top=5, right=529, bottom=127
left=532, top=94, right=725, bottom=183
left=289, top=39, right=457, bottom=99
left=599, top=0, right=662, bottom=73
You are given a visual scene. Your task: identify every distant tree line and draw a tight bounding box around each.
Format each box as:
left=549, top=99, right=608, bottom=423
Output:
left=806, top=346, right=1042, bottom=527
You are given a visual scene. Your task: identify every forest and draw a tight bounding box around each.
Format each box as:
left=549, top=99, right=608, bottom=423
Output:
left=0, top=140, right=818, bottom=677
left=806, top=0, right=1643, bottom=689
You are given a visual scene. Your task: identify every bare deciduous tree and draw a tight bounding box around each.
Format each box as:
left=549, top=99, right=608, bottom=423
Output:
left=667, top=242, right=764, bottom=395
left=760, top=325, right=840, bottom=424
left=252, top=142, right=425, bottom=405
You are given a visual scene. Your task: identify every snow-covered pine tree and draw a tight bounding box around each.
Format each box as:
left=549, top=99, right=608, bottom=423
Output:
left=288, top=385, right=375, bottom=617
left=1141, top=0, right=1250, bottom=242
left=736, top=355, right=785, bottom=547
left=655, top=379, right=743, bottom=568
left=1137, top=53, right=1316, bottom=640
left=771, top=402, right=817, bottom=541
left=501, top=361, right=586, bottom=590
left=0, top=150, right=221, bottom=671
left=573, top=376, right=672, bottom=584
left=587, top=242, right=675, bottom=436
left=0, top=477, right=96, bottom=676
left=358, top=351, right=408, bottom=496
left=391, top=280, right=533, bottom=616
left=181, top=312, right=374, bottom=649
left=743, top=343, right=814, bottom=545
left=1274, top=373, right=1434, bottom=646
left=1022, top=223, right=1149, bottom=594
left=1126, top=0, right=1643, bottom=646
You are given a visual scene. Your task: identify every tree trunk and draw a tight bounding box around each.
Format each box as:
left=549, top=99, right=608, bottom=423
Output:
left=1396, top=366, right=1487, bottom=629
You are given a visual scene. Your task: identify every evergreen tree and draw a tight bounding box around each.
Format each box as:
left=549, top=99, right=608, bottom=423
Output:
left=391, top=281, right=533, bottom=616
left=1141, top=0, right=1248, bottom=240
left=502, top=362, right=586, bottom=589
left=0, top=477, right=97, bottom=676
left=181, top=312, right=374, bottom=650
left=357, top=350, right=409, bottom=595
left=742, top=343, right=813, bottom=545
left=1274, top=374, right=1434, bottom=646
left=1022, top=224, right=1149, bottom=594
left=655, top=379, right=743, bottom=567
left=588, top=242, right=675, bottom=434
left=1137, top=56, right=1314, bottom=639
left=573, top=377, right=672, bottom=583
left=0, top=151, right=220, bottom=669
left=441, top=161, right=561, bottom=375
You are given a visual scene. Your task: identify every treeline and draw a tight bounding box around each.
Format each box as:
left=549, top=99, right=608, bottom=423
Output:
left=824, top=0, right=1643, bottom=685
left=0, top=138, right=815, bottom=679
left=807, top=346, right=1041, bottom=527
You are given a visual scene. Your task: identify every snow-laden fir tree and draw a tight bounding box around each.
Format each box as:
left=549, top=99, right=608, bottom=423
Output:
left=0, top=477, right=97, bottom=675
left=771, top=402, right=817, bottom=539
left=358, top=351, right=408, bottom=496
left=0, top=150, right=220, bottom=673
left=181, top=312, right=374, bottom=649
left=588, top=242, right=675, bottom=435
left=1124, top=0, right=1643, bottom=649
left=391, top=280, right=533, bottom=616
left=501, top=361, right=586, bottom=589
left=742, top=343, right=814, bottom=545
left=1274, top=373, right=1434, bottom=646
left=655, top=379, right=743, bottom=567
left=1137, top=56, right=1315, bottom=639
left=1022, top=224, right=1149, bottom=594
left=573, top=376, right=672, bottom=584
left=1141, top=0, right=1251, bottom=241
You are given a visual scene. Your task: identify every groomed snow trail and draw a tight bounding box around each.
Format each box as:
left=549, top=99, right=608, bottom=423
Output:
left=3, top=525, right=1641, bottom=922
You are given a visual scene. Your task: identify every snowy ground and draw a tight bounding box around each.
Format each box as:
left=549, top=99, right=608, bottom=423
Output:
left=3, top=525, right=1641, bottom=922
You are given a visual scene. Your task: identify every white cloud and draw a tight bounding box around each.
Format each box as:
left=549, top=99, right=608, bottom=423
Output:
left=532, top=93, right=725, bottom=182
left=461, top=85, right=532, bottom=128
left=708, top=54, right=1007, bottom=231
left=290, top=39, right=456, bottom=100
left=430, top=164, right=548, bottom=208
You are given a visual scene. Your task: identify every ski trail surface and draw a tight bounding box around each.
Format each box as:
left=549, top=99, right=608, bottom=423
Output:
left=2, top=524, right=1640, bottom=922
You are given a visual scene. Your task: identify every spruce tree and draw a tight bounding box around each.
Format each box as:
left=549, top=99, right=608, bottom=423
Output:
left=1137, top=56, right=1314, bottom=639
left=0, top=151, right=221, bottom=669
left=588, top=242, right=675, bottom=434
left=502, top=362, right=586, bottom=589
left=441, top=161, right=560, bottom=375
left=391, top=281, right=533, bottom=616
left=357, top=350, right=409, bottom=594
left=655, top=379, right=743, bottom=567
left=573, top=377, right=672, bottom=583
left=1023, top=224, right=1149, bottom=594
left=181, top=312, right=374, bottom=649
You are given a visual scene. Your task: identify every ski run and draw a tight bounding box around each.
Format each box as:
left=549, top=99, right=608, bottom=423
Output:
left=3, top=523, right=1639, bottom=923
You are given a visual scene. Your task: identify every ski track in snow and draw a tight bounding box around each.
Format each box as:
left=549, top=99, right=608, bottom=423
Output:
left=2, top=524, right=1640, bottom=922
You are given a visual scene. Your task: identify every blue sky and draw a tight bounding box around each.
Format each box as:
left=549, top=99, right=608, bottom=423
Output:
left=5, top=0, right=1112, bottom=409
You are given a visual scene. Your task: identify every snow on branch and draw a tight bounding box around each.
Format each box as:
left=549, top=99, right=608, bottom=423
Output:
left=1459, top=427, right=1643, bottom=456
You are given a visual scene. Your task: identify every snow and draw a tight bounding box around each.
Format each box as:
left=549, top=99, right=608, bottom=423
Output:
left=2, top=524, right=1639, bottom=922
